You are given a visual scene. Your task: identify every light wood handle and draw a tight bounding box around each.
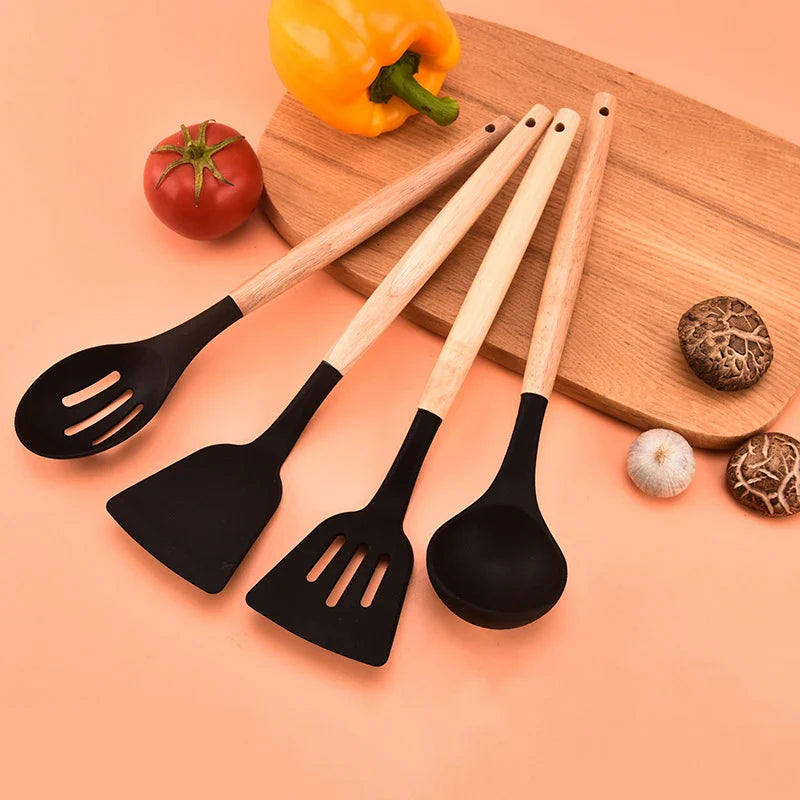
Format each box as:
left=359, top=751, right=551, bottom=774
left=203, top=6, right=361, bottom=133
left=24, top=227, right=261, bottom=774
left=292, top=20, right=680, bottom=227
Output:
left=419, top=109, right=580, bottom=418
left=228, top=116, right=514, bottom=315
left=325, top=105, right=554, bottom=374
left=522, top=93, right=616, bottom=398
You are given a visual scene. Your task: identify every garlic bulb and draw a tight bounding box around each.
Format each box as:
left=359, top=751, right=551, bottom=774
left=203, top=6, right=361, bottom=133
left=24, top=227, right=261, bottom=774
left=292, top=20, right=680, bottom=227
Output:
left=627, top=429, right=695, bottom=497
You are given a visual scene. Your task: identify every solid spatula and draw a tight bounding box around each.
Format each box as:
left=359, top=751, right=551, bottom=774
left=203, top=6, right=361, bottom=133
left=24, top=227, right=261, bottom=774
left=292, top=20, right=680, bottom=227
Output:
left=247, top=108, right=580, bottom=665
left=426, top=93, right=616, bottom=629
left=15, top=118, right=511, bottom=460
left=107, top=106, right=554, bottom=594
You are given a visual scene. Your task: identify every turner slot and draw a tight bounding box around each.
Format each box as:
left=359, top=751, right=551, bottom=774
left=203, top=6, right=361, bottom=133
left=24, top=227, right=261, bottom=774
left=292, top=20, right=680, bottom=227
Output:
left=325, top=546, right=367, bottom=607
left=306, top=535, right=345, bottom=582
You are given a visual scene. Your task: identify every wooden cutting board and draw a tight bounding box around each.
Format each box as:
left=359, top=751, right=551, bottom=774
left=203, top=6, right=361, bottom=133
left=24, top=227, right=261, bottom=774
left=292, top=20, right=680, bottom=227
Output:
left=258, top=13, right=800, bottom=449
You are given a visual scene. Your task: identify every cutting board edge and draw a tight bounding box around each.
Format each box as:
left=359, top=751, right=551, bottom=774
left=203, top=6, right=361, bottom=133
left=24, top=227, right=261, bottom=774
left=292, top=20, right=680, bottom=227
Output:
left=321, top=263, right=793, bottom=450
left=261, top=185, right=790, bottom=450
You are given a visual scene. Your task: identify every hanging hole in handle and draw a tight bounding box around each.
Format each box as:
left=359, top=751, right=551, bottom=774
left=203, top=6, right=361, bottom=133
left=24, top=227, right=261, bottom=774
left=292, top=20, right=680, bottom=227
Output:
left=599, top=106, right=610, bottom=116
left=554, top=122, right=566, bottom=132
left=484, top=123, right=496, bottom=133
left=525, top=118, right=536, bottom=128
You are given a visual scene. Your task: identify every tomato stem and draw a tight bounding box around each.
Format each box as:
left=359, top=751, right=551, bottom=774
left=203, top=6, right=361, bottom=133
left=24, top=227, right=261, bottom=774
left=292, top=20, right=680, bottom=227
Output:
left=152, top=119, right=244, bottom=205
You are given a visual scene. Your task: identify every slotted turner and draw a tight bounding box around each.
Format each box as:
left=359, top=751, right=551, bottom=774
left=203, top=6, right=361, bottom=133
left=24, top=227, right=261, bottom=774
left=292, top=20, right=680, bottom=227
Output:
left=14, top=118, right=511, bottom=459
left=247, top=108, right=580, bottom=665
left=107, top=106, right=553, bottom=593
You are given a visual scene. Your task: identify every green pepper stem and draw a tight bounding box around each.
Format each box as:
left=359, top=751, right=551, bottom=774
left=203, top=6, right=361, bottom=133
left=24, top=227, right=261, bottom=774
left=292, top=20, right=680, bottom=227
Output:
left=369, top=51, right=459, bottom=127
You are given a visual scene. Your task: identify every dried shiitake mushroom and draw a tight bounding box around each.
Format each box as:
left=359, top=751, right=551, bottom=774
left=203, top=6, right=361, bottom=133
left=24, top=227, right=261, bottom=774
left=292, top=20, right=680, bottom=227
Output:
left=677, top=296, right=773, bottom=390
left=726, top=432, right=800, bottom=517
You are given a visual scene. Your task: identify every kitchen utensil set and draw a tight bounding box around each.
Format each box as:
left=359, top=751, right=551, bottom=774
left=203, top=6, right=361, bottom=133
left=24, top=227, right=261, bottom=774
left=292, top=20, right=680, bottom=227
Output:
left=107, top=105, right=553, bottom=594
left=247, top=107, right=579, bottom=665
left=16, top=94, right=615, bottom=666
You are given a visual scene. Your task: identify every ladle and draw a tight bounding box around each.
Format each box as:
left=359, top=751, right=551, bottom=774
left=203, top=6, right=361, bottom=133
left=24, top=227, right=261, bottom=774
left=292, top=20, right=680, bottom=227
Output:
left=426, top=92, right=616, bottom=629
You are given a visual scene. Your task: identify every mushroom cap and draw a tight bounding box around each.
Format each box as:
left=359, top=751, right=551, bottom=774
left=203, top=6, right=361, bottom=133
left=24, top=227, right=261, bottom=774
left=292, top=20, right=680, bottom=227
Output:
left=726, top=432, right=800, bottom=517
left=677, top=296, right=773, bottom=391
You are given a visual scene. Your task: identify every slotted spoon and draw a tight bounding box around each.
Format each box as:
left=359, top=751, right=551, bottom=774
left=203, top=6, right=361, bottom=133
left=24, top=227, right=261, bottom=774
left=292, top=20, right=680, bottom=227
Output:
left=247, top=108, right=580, bottom=665
left=427, top=92, right=616, bottom=628
left=107, top=106, right=553, bottom=593
left=14, top=118, right=511, bottom=459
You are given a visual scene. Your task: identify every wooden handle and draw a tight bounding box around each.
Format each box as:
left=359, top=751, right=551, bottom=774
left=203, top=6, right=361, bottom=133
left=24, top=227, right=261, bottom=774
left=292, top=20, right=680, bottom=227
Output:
left=419, top=109, right=580, bottom=419
left=228, top=117, right=513, bottom=315
left=325, top=105, right=554, bottom=374
left=523, top=93, right=616, bottom=398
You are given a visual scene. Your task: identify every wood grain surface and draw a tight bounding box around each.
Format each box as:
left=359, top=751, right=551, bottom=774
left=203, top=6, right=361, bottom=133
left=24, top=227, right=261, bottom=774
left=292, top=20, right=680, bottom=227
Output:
left=420, top=108, right=579, bottom=418
left=230, top=115, right=512, bottom=314
left=326, top=104, right=551, bottom=375
left=523, top=93, right=615, bottom=399
left=258, top=13, right=800, bottom=449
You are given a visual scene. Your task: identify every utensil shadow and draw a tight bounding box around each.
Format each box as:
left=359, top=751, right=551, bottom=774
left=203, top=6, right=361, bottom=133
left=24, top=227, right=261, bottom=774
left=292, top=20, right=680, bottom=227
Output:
left=244, top=612, right=398, bottom=686
left=103, top=516, right=234, bottom=616
left=420, top=577, right=570, bottom=672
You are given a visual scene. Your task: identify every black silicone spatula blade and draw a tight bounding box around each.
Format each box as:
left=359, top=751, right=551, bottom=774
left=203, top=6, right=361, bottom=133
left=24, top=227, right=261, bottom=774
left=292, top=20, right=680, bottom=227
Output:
left=107, top=443, right=283, bottom=593
left=107, top=362, right=342, bottom=593
left=246, top=512, right=414, bottom=667
left=247, top=410, right=441, bottom=666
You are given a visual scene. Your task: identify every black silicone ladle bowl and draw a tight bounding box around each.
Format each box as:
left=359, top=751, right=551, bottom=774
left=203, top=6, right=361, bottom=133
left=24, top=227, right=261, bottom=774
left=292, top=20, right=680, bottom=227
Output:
left=427, top=394, right=567, bottom=628
left=426, top=92, right=616, bottom=630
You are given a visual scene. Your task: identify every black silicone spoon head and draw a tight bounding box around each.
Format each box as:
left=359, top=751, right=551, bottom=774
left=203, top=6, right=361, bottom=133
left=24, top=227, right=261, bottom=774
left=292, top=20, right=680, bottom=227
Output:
left=14, top=297, right=241, bottom=459
left=106, top=362, right=342, bottom=593
left=426, top=393, right=567, bottom=629
left=247, top=409, right=441, bottom=666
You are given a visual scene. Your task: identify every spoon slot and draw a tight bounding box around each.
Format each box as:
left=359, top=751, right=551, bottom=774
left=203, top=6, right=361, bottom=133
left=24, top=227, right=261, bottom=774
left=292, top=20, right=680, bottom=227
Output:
left=64, top=389, right=133, bottom=436
left=69, top=393, right=141, bottom=447
left=91, top=404, right=144, bottom=447
left=62, top=371, right=121, bottom=407
left=61, top=380, right=133, bottom=427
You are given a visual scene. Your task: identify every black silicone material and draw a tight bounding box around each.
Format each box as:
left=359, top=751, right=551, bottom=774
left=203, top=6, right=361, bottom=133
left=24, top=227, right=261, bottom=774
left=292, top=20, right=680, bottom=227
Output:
left=15, top=296, right=243, bottom=459
left=488, top=392, right=548, bottom=500
left=368, top=409, right=442, bottom=516
left=426, top=392, right=568, bottom=630
left=158, top=296, right=244, bottom=382
left=252, top=361, right=342, bottom=465
left=107, top=361, right=342, bottom=594
left=246, top=408, right=442, bottom=667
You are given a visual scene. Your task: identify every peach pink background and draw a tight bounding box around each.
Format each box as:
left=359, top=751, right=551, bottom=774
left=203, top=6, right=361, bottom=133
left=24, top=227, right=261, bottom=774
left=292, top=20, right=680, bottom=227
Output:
left=2, top=1, right=799, bottom=798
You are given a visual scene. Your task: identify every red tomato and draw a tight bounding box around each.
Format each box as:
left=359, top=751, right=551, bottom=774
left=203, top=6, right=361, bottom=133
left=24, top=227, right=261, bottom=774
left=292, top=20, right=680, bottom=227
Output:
left=143, top=120, right=263, bottom=240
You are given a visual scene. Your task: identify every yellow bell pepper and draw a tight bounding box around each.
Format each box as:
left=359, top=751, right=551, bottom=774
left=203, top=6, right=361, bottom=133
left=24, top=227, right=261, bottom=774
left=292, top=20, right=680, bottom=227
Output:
left=268, top=0, right=461, bottom=137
